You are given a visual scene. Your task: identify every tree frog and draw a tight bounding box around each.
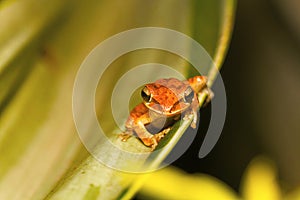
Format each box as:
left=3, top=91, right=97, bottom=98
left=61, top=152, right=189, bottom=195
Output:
left=120, top=76, right=212, bottom=150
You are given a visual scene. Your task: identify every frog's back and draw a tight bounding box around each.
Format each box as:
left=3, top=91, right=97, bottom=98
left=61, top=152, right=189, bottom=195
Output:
left=154, top=77, right=189, bottom=95
left=145, top=78, right=189, bottom=111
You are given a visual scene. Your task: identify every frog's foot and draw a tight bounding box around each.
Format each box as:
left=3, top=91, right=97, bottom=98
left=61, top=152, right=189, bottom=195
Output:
left=119, top=132, right=132, bottom=142
left=150, top=138, right=158, bottom=151
left=191, top=110, right=198, bottom=129
left=141, top=129, right=171, bottom=151
left=140, top=137, right=158, bottom=151
left=190, top=121, right=197, bottom=129
left=149, top=127, right=171, bottom=150
left=154, top=132, right=165, bottom=142
left=183, top=113, right=197, bottom=129
left=156, top=127, right=171, bottom=140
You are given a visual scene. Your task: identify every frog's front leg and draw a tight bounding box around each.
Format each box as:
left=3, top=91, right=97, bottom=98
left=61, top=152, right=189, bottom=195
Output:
left=202, top=87, right=214, bottom=107
left=125, top=117, right=169, bottom=150
left=121, top=103, right=160, bottom=150
left=189, top=93, right=200, bottom=129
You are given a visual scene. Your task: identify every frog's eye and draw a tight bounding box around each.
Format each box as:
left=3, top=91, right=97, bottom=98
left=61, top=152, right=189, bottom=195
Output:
left=184, top=87, right=194, bottom=103
left=141, top=87, right=152, bottom=102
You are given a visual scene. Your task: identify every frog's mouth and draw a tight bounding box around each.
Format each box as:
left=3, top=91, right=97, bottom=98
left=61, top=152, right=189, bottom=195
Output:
left=144, top=101, right=191, bottom=117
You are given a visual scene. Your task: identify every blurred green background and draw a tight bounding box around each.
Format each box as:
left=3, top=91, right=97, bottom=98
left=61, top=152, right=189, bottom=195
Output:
left=171, top=0, right=300, bottom=195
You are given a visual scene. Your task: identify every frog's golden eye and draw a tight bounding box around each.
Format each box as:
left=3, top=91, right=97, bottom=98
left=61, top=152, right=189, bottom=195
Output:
left=184, top=87, right=194, bottom=103
left=141, top=87, right=152, bottom=102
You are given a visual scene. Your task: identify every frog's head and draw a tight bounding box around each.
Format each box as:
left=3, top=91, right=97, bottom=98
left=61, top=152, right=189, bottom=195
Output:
left=141, top=78, right=195, bottom=116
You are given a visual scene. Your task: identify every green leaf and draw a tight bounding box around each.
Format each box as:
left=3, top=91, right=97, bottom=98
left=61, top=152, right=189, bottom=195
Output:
left=0, top=0, right=236, bottom=199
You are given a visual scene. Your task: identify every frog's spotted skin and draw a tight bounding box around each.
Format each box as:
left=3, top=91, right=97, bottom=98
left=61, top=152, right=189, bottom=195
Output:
left=120, top=76, right=211, bottom=150
left=145, top=78, right=191, bottom=115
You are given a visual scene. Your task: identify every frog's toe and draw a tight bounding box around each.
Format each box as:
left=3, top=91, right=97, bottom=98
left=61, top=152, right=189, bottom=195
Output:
left=119, top=132, right=132, bottom=142
left=154, top=134, right=163, bottom=141
left=150, top=140, right=158, bottom=151
left=190, top=122, right=197, bottom=129
left=143, top=136, right=158, bottom=151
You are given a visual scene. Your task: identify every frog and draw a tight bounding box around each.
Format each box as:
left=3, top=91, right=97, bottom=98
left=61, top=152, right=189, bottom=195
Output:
left=119, top=76, right=212, bottom=150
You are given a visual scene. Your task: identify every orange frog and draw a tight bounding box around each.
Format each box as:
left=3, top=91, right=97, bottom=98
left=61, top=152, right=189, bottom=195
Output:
left=120, top=76, right=212, bottom=150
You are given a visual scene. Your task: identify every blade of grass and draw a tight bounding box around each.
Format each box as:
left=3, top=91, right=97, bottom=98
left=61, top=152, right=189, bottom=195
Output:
left=208, top=0, right=236, bottom=87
